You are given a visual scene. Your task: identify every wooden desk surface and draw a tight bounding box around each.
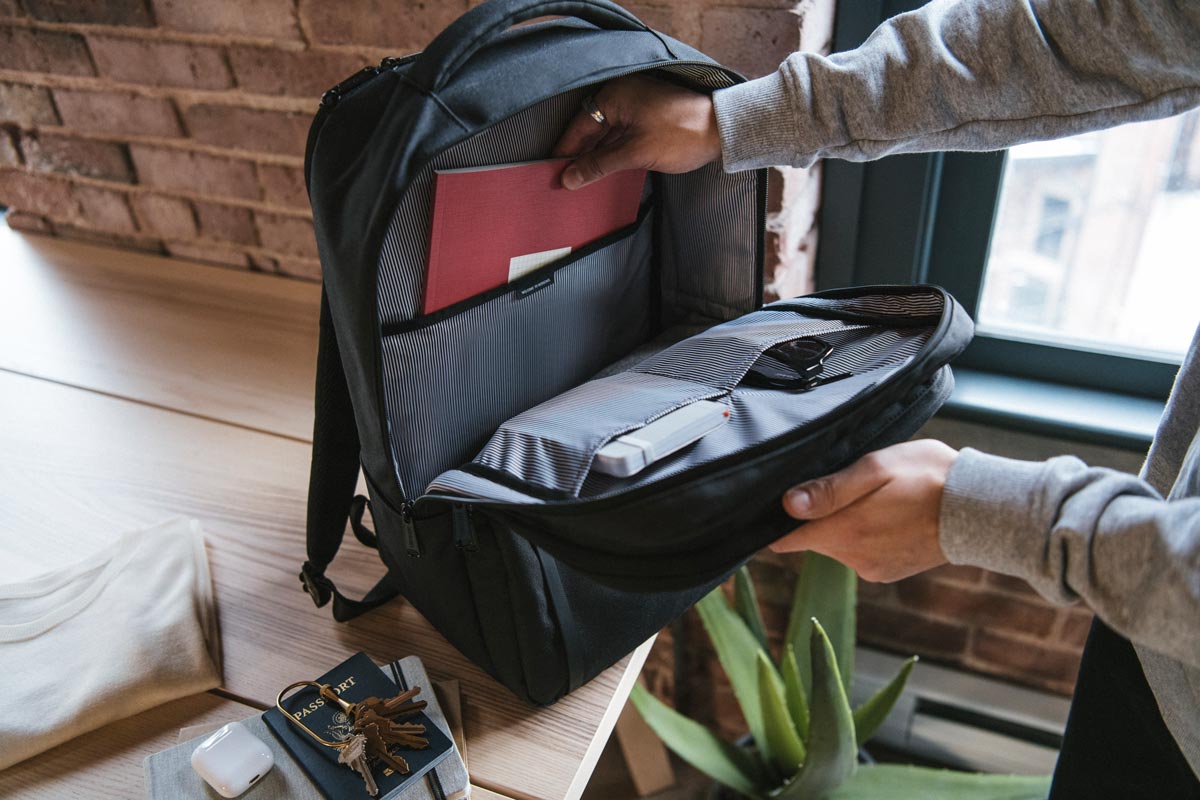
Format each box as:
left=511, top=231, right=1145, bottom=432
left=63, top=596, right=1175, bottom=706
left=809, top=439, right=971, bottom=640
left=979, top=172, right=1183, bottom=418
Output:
left=0, top=226, right=650, bottom=800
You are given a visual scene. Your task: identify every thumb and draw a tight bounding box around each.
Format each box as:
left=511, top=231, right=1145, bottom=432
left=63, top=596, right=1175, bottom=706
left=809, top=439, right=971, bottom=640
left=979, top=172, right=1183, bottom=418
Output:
left=561, top=141, right=641, bottom=190
left=783, top=453, right=890, bottom=520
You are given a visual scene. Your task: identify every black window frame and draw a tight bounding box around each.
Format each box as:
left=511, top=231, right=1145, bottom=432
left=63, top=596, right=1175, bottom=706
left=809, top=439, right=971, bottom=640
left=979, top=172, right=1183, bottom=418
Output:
left=815, top=0, right=1181, bottom=400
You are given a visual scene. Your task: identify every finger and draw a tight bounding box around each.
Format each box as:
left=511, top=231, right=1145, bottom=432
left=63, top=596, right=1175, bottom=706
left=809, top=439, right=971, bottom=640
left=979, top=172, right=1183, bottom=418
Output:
left=782, top=452, right=890, bottom=521
left=769, top=515, right=841, bottom=556
left=561, top=140, right=641, bottom=190
left=552, top=110, right=610, bottom=159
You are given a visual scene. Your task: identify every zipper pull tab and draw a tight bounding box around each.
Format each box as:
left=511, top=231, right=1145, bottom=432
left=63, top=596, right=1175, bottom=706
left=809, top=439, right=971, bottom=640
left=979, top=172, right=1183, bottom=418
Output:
left=320, top=65, right=379, bottom=108
left=451, top=504, right=478, bottom=552
left=401, top=500, right=420, bottom=558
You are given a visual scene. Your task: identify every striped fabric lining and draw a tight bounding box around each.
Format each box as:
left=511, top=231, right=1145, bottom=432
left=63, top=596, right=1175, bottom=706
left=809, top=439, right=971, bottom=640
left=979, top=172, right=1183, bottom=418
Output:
left=382, top=210, right=654, bottom=496
left=632, top=311, right=866, bottom=389
left=456, top=311, right=925, bottom=497
left=775, top=291, right=945, bottom=318
left=375, top=62, right=761, bottom=496
left=425, top=322, right=936, bottom=501
left=474, top=372, right=725, bottom=495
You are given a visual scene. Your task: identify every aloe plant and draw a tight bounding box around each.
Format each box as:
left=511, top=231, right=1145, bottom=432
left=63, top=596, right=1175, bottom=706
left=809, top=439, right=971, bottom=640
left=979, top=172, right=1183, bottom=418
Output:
left=631, top=557, right=1052, bottom=799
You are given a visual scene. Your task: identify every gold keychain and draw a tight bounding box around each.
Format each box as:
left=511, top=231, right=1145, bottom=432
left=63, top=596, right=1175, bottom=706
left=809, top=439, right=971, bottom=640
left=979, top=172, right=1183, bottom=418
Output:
left=276, top=680, right=431, bottom=797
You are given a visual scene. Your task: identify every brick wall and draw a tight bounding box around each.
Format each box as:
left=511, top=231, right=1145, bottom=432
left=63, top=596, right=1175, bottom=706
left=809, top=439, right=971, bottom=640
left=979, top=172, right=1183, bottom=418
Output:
left=0, top=0, right=825, bottom=289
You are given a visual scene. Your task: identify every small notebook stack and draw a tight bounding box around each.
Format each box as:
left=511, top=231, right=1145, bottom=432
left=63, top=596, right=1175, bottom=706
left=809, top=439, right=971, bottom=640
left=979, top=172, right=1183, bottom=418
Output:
left=144, top=654, right=470, bottom=800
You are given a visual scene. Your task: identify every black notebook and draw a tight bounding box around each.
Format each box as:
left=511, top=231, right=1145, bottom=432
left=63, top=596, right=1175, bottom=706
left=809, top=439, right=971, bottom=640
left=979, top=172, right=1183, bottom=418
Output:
left=263, top=652, right=455, bottom=800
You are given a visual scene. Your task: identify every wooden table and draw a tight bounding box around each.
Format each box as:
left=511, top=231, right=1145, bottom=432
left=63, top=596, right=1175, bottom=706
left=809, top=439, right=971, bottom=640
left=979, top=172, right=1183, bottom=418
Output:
left=0, top=226, right=653, bottom=800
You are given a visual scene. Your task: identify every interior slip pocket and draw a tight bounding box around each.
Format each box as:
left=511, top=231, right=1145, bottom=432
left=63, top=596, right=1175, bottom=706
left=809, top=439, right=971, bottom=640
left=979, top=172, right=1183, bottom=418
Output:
left=426, top=309, right=868, bottom=500
left=380, top=203, right=656, bottom=497
left=469, top=372, right=725, bottom=496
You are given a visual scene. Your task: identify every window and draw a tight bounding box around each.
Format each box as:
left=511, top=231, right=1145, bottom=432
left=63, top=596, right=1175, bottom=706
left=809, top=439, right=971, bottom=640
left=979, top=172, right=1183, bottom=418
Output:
left=981, top=116, right=1200, bottom=361
left=816, top=0, right=1194, bottom=400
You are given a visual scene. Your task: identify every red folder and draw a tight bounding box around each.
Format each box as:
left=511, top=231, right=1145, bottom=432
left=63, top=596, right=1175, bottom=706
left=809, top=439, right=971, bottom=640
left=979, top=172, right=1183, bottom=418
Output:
left=422, top=158, right=647, bottom=314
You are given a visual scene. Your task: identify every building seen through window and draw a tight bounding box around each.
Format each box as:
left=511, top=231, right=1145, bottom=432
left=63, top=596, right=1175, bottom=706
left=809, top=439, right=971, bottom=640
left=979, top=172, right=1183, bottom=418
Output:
left=980, top=108, right=1200, bottom=361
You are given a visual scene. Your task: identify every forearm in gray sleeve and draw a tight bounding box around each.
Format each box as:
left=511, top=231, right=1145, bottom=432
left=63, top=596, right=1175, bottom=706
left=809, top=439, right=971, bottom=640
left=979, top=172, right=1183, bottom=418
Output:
left=940, top=448, right=1200, bottom=668
left=713, top=0, right=1200, bottom=171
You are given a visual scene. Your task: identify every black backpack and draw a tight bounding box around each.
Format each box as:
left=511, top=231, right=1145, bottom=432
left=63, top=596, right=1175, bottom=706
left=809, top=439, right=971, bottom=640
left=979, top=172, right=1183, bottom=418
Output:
left=299, top=0, right=974, bottom=705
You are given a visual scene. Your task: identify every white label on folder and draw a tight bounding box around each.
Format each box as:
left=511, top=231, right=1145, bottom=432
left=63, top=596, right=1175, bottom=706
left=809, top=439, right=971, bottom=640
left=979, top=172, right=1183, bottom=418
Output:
left=508, top=246, right=571, bottom=282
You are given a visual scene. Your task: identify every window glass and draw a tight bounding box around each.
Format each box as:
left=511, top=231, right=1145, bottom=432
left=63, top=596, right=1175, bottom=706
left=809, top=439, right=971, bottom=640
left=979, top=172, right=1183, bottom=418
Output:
left=979, top=109, right=1200, bottom=361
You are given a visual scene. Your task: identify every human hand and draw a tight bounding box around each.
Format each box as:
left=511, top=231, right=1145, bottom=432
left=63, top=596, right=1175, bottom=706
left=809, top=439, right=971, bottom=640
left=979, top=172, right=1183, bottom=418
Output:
left=553, top=75, right=722, bottom=190
left=771, top=440, right=959, bottom=582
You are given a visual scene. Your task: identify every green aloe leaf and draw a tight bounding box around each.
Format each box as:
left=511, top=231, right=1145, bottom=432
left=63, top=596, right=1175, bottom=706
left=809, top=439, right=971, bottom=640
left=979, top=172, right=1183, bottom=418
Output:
left=785, top=553, right=857, bottom=699
left=781, top=644, right=810, bottom=740
left=826, top=764, right=1051, bottom=799
left=757, top=650, right=806, bottom=775
left=853, top=656, right=917, bottom=747
left=696, top=588, right=775, bottom=776
left=773, top=620, right=857, bottom=799
left=630, top=684, right=766, bottom=800
left=735, top=566, right=770, bottom=652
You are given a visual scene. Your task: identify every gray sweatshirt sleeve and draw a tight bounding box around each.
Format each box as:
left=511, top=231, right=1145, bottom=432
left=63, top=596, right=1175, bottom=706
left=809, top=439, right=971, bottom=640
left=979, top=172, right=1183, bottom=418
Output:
left=940, top=449, right=1200, bottom=669
left=712, top=0, right=1200, bottom=171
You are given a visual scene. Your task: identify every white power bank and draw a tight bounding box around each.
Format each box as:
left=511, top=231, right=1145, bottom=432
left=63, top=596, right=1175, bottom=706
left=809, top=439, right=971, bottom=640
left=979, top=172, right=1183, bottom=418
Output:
left=593, top=400, right=731, bottom=478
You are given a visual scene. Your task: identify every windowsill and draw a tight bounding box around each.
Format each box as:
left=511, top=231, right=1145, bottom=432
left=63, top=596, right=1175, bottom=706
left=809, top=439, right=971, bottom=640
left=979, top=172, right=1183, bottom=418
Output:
left=940, top=368, right=1165, bottom=452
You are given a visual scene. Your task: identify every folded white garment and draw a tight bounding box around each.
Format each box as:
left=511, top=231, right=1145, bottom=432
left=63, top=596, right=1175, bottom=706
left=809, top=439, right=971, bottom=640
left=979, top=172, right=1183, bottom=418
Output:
left=0, top=517, right=222, bottom=770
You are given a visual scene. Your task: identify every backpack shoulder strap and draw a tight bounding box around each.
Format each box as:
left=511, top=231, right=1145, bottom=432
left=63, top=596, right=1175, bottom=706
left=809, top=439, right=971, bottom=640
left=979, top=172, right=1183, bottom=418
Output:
left=299, top=287, right=398, bottom=622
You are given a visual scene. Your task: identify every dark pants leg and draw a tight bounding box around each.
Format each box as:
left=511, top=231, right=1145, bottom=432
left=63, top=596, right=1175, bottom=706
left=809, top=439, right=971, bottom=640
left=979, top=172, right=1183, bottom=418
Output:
left=1050, top=618, right=1200, bottom=799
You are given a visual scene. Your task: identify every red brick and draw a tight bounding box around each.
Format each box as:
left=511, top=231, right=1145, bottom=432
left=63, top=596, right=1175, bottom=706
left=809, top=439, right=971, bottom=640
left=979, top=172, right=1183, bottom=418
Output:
left=0, top=125, right=18, bottom=166
left=700, top=7, right=799, bottom=79
left=895, top=578, right=1057, bottom=637
left=299, top=0, right=468, bottom=48
left=54, top=89, right=182, bottom=138
left=969, top=629, right=1081, bottom=695
left=152, top=0, right=299, bottom=40
left=88, top=36, right=232, bottom=90
left=72, top=185, right=136, bottom=233
left=130, top=193, right=196, bottom=239
left=0, top=166, right=73, bottom=217
left=183, top=104, right=310, bottom=157
left=274, top=257, right=322, bottom=280
left=24, top=0, right=154, bottom=26
left=4, top=210, right=53, bottom=234
left=129, top=144, right=259, bottom=199
left=1059, top=610, right=1094, bottom=649
left=257, top=163, right=308, bottom=209
left=193, top=200, right=256, bottom=245
left=166, top=239, right=249, bottom=267
left=0, top=81, right=60, bottom=127
left=984, top=571, right=1041, bottom=597
left=857, top=602, right=970, bottom=659
left=228, top=45, right=366, bottom=98
left=55, top=224, right=163, bottom=254
left=256, top=211, right=317, bottom=258
left=21, top=133, right=134, bottom=182
left=0, top=25, right=94, bottom=76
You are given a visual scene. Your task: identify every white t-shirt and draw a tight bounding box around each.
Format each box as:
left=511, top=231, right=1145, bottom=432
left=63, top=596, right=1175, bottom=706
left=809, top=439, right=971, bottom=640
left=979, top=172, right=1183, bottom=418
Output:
left=0, top=517, right=221, bottom=770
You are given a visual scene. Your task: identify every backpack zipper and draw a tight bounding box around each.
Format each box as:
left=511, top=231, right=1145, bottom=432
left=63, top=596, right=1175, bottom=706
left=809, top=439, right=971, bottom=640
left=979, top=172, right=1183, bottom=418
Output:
left=400, top=499, right=420, bottom=557
left=451, top=504, right=478, bottom=551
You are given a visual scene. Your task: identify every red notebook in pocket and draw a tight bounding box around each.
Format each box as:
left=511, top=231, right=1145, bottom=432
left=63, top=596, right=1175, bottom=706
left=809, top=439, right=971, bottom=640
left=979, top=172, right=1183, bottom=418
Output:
left=422, top=158, right=647, bottom=314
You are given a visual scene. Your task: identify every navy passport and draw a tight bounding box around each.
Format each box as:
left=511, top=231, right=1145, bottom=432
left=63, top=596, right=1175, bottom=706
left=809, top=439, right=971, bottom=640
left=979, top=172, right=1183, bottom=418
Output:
left=263, top=652, right=454, bottom=800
